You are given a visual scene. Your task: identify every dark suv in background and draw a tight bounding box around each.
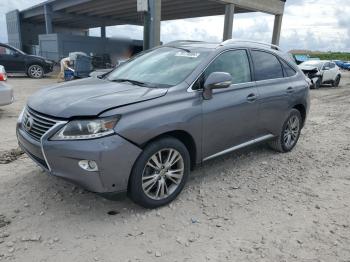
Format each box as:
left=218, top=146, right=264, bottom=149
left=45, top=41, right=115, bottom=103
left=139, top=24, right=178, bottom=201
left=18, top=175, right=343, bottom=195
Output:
left=0, top=43, right=54, bottom=78
left=17, top=40, right=310, bottom=208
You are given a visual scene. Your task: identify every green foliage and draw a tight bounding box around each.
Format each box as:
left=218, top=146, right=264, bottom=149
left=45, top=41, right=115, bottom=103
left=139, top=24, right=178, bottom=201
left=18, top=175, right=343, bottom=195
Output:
left=309, top=52, right=350, bottom=61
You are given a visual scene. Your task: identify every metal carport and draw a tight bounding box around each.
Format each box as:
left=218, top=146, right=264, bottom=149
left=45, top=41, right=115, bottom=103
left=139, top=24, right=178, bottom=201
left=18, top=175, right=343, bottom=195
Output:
left=7, top=0, right=286, bottom=51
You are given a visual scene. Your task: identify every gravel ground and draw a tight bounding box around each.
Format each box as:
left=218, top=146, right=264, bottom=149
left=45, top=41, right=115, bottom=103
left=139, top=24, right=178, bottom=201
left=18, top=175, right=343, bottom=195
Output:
left=0, top=72, right=349, bottom=262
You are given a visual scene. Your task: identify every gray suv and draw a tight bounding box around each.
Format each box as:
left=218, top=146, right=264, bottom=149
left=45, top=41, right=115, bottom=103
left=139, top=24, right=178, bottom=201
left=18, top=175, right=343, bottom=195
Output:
left=17, top=40, right=310, bottom=208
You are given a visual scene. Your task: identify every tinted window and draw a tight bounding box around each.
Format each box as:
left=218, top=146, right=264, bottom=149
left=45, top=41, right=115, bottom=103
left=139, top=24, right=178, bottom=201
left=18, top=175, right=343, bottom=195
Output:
left=251, top=50, right=283, bottom=81
left=329, top=62, right=336, bottom=69
left=280, top=59, right=296, bottom=77
left=0, top=46, right=16, bottom=55
left=204, top=50, right=251, bottom=84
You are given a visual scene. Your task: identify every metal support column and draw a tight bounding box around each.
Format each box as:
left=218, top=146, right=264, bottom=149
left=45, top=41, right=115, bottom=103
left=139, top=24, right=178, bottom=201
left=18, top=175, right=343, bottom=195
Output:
left=101, top=25, right=106, bottom=38
left=223, top=4, right=235, bottom=41
left=272, top=14, right=283, bottom=45
left=44, top=4, right=53, bottom=34
left=143, top=12, right=151, bottom=50
left=148, top=0, right=161, bottom=49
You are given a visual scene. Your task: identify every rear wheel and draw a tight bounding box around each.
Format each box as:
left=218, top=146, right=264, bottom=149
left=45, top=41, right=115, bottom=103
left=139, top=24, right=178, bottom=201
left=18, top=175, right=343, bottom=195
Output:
left=27, top=65, right=44, bottom=79
left=269, top=109, right=302, bottom=153
left=128, top=137, right=190, bottom=209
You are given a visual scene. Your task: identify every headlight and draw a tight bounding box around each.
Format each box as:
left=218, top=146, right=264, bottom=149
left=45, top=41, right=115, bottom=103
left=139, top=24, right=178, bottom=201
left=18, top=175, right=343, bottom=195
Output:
left=51, top=116, right=120, bottom=141
left=18, top=107, right=25, bottom=123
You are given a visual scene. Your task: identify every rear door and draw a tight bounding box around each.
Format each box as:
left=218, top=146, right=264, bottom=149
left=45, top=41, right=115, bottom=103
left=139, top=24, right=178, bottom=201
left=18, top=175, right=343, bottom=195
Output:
left=200, top=49, right=260, bottom=159
left=251, top=49, right=294, bottom=136
left=0, top=45, right=25, bottom=72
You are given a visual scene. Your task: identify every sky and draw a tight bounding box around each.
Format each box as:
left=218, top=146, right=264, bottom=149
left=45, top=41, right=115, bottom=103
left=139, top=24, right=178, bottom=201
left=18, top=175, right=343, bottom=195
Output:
left=0, top=0, right=349, bottom=52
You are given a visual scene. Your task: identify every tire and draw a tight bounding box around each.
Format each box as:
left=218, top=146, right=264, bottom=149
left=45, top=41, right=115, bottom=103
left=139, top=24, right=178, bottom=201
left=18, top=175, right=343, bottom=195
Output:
left=128, top=137, right=190, bottom=209
left=27, top=65, right=44, bottom=79
left=269, top=109, right=302, bottom=153
left=332, top=75, right=341, bottom=87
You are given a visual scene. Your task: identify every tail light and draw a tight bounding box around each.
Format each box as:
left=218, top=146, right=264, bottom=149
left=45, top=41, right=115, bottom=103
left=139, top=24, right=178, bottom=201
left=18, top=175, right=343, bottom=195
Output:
left=0, top=73, right=7, bottom=81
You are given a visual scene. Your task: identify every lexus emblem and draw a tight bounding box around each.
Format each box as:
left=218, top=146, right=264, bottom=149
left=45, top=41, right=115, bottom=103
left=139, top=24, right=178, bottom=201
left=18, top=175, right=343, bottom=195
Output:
left=24, top=116, right=34, bottom=132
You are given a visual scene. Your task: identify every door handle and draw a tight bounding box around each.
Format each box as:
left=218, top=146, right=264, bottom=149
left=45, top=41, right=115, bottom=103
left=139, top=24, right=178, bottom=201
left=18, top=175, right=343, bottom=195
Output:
left=286, top=87, right=294, bottom=94
left=247, top=93, right=257, bottom=102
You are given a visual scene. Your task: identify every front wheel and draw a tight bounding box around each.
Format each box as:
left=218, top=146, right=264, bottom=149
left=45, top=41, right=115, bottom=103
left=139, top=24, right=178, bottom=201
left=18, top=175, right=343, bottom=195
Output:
left=128, top=137, right=190, bottom=209
left=332, top=75, right=341, bottom=87
left=314, top=78, right=321, bottom=89
left=27, top=65, right=44, bottom=79
left=269, top=109, right=302, bottom=153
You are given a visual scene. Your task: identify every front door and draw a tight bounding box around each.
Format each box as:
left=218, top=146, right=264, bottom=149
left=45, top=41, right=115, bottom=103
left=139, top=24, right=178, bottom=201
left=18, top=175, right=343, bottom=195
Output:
left=199, top=49, right=259, bottom=160
left=322, top=62, right=333, bottom=82
left=0, top=45, right=25, bottom=72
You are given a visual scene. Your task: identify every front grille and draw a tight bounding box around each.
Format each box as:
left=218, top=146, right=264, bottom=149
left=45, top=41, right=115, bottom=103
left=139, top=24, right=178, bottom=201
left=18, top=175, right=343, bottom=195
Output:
left=22, top=107, right=59, bottom=141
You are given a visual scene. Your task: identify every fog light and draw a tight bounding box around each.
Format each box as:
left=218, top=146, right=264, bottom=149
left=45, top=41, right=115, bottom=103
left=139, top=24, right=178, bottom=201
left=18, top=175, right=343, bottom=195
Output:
left=79, top=160, right=99, bottom=172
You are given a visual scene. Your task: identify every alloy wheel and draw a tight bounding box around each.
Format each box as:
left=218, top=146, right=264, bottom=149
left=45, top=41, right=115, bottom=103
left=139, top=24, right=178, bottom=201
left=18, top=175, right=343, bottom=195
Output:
left=29, top=65, right=43, bottom=78
left=283, top=115, right=300, bottom=148
left=142, top=148, right=184, bottom=200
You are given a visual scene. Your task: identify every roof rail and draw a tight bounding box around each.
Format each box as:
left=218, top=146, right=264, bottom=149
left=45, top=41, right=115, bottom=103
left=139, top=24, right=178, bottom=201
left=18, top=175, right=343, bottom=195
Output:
left=221, top=39, right=282, bottom=51
left=165, top=40, right=205, bottom=46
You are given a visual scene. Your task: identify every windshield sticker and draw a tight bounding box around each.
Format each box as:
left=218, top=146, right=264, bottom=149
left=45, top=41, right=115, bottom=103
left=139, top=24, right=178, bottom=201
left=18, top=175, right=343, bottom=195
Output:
left=175, top=52, right=200, bottom=58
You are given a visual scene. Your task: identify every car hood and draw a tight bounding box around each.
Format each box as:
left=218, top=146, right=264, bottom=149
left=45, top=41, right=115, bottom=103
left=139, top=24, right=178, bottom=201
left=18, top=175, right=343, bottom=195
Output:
left=26, top=54, right=46, bottom=61
left=28, top=78, right=168, bottom=118
left=299, top=65, right=319, bottom=72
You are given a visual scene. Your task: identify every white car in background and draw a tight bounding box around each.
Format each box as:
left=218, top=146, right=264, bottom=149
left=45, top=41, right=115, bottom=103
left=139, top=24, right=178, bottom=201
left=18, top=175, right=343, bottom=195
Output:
left=299, top=60, right=341, bottom=89
left=0, top=65, right=14, bottom=106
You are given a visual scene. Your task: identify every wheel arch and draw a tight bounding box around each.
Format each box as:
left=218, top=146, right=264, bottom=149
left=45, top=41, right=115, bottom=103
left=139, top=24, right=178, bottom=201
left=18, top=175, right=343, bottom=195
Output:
left=293, top=104, right=306, bottom=127
left=25, top=62, right=44, bottom=73
left=140, top=130, right=197, bottom=170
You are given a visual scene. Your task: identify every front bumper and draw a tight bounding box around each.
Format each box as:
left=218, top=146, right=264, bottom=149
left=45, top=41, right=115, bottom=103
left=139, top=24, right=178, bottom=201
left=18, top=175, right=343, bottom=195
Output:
left=43, top=63, right=54, bottom=74
left=16, top=120, right=142, bottom=193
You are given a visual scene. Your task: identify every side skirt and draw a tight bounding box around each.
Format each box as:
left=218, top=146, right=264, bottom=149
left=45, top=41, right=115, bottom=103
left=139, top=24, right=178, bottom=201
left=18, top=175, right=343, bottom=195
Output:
left=203, top=134, right=274, bottom=162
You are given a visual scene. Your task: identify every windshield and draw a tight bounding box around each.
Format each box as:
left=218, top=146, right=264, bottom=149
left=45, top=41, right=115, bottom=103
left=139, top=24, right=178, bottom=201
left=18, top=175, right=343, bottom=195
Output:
left=107, top=47, right=210, bottom=87
left=301, top=61, right=323, bottom=70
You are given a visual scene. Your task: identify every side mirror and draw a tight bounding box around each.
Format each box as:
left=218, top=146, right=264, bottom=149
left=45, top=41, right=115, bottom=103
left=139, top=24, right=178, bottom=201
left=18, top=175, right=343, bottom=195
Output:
left=13, top=52, right=20, bottom=57
left=203, top=72, right=232, bottom=100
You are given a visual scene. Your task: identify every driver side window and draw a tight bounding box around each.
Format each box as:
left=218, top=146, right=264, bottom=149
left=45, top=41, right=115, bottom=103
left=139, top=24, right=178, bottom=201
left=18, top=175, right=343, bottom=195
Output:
left=193, top=50, right=251, bottom=90
left=0, top=46, right=16, bottom=56
left=322, top=62, right=330, bottom=70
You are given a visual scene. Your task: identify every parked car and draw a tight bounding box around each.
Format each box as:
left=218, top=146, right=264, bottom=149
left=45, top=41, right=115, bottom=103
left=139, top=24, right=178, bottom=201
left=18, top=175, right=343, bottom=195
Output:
left=342, top=61, right=350, bottom=70
left=17, top=40, right=310, bottom=208
left=0, top=43, right=54, bottom=78
left=334, top=60, right=350, bottom=70
left=299, top=60, right=341, bottom=89
left=0, top=65, right=14, bottom=106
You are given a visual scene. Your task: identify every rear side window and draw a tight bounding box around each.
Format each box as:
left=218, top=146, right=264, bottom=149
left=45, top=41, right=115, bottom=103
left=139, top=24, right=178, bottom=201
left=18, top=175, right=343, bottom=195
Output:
left=204, top=49, right=251, bottom=85
left=251, top=50, right=283, bottom=81
left=280, top=59, right=297, bottom=77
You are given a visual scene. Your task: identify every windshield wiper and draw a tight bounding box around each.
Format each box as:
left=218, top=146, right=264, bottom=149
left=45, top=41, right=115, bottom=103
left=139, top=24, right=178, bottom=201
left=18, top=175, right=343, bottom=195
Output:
left=111, top=78, right=149, bottom=87
left=167, top=46, right=191, bottom=53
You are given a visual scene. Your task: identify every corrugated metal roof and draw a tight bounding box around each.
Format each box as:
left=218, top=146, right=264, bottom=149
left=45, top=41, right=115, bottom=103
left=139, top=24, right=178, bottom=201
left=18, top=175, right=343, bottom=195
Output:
left=19, top=0, right=285, bottom=29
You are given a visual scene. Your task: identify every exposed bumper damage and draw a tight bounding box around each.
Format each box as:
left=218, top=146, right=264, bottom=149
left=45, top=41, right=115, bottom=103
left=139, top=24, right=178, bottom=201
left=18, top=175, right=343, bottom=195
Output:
left=300, top=66, right=322, bottom=89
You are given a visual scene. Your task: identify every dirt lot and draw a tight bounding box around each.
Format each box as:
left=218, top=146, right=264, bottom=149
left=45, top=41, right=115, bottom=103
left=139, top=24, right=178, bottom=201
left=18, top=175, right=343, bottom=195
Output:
left=0, top=73, right=349, bottom=262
